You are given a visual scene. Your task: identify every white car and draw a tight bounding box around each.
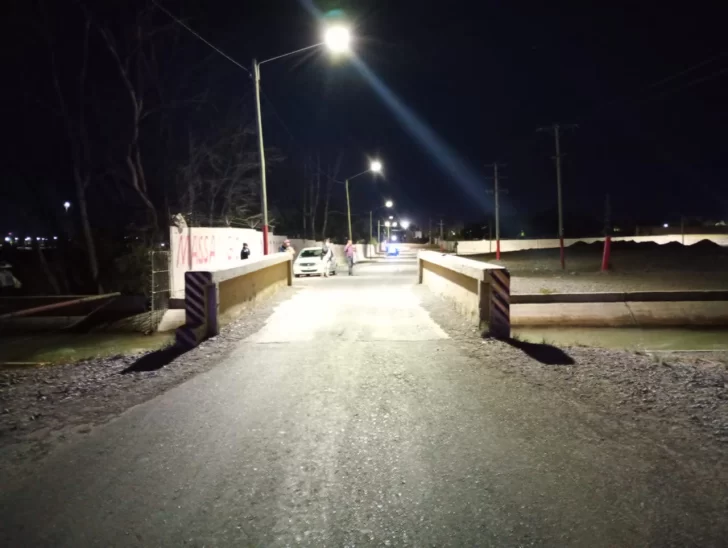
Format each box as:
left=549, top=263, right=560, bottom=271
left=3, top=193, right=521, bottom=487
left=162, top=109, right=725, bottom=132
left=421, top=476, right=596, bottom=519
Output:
left=293, top=247, right=338, bottom=277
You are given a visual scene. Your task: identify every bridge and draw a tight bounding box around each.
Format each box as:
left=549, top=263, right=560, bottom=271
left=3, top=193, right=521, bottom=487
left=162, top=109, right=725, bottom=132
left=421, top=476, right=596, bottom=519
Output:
left=1, top=249, right=726, bottom=546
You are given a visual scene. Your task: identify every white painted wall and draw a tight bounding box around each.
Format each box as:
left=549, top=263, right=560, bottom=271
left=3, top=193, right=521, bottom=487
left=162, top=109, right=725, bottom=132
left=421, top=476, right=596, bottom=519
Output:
left=456, top=234, right=728, bottom=255
left=169, top=226, right=374, bottom=298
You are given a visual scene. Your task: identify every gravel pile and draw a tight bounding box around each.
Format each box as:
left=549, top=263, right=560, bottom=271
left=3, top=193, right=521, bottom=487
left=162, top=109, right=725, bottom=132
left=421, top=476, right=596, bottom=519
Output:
left=468, top=240, right=728, bottom=294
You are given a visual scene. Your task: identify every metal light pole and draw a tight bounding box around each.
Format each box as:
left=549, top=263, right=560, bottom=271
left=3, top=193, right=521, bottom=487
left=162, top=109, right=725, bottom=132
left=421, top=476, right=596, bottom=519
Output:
left=252, top=59, right=270, bottom=254
left=344, top=160, right=382, bottom=241
left=554, top=124, right=564, bottom=269
left=252, top=28, right=351, bottom=254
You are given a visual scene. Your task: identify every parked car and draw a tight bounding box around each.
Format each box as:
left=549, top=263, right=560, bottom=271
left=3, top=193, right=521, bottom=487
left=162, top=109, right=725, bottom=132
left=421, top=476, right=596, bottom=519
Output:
left=293, top=247, right=338, bottom=277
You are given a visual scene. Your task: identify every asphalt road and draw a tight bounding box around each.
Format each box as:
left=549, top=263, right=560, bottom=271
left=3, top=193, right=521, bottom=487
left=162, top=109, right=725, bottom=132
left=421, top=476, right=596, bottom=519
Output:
left=1, top=252, right=726, bottom=546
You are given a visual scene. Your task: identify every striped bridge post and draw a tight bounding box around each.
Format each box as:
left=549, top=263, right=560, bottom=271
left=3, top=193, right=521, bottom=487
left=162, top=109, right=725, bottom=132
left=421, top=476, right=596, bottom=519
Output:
left=488, top=268, right=511, bottom=339
left=175, top=271, right=214, bottom=350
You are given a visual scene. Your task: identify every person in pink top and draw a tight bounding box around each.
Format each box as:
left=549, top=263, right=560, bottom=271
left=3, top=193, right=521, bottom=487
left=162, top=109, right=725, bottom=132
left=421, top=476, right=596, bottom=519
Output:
left=344, top=239, right=356, bottom=276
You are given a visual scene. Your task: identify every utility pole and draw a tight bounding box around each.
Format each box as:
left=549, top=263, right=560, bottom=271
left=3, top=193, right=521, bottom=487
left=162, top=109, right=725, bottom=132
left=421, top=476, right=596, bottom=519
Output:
left=439, top=219, right=444, bottom=245
left=253, top=60, right=270, bottom=254
left=429, top=218, right=432, bottom=245
left=486, top=163, right=508, bottom=260
left=369, top=210, right=372, bottom=244
left=377, top=219, right=381, bottom=246
left=345, top=178, right=352, bottom=242
left=538, top=123, right=577, bottom=269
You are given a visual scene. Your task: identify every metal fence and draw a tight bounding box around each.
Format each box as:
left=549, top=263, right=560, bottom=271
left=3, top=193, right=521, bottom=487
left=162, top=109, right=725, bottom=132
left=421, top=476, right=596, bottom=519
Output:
left=148, top=250, right=170, bottom=334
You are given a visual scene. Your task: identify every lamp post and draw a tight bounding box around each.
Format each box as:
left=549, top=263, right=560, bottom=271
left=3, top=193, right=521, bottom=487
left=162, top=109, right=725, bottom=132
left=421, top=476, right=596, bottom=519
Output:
left=63, top=201, right=71, bottom=213
left=345, top=160, right=382, bottom=241
left=254, top=26, right=350, bottom=254
left=370, top=199, right=393, bottom=246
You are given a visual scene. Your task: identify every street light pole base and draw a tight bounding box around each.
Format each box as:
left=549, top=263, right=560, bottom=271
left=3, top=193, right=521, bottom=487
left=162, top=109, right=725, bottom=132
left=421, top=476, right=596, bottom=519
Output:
left=263, top=225, right=270, bottom=255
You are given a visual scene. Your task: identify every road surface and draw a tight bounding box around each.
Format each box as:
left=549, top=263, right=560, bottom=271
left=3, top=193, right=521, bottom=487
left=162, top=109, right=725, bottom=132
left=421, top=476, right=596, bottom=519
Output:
left=1, top=252, right=726, bottom=546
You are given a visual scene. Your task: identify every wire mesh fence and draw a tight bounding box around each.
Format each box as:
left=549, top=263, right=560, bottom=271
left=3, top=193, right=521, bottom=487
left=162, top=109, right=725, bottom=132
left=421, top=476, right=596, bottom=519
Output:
left=147, top=250, right=170, bottom=334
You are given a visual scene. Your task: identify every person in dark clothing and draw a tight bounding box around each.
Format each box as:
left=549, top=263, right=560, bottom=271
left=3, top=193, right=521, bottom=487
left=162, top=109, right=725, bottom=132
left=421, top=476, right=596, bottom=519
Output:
left=240, top=243, right=250, bottom=260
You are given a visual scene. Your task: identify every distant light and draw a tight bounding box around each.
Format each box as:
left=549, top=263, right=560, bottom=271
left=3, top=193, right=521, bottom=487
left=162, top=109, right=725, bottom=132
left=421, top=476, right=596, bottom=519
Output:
left=36, top=237, right=41, bottom=241
left=385, top=200, right=393, bottom=208
left=25, top=237, right=31, bottom=241
left=389, top=215, right=393, bottom=220
left=391, top=235, right=398, bottom=242
left=384, top=221, right=391, bottom=227
left=161, top=243, right=166, bottom=247
left=663, top=223, right=669, bottom=228
left=370, top=160, right=383, bottom=173
left=63, top=201, right=71, bottom=211
left=324, top=26, right=350, bottom=53
left=400, top=220, right=411, bottom=230
left=53, top=236, right=58, bottom=240
left=3, top=237, right=10, bottom=243
left=392, top=222, right=398, bottom=227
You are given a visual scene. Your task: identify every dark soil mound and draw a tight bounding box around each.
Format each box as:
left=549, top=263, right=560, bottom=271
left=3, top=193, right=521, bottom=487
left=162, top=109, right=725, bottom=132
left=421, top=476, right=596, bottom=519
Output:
left=690, top=239, right=724, bottom=253
left=661, top=241, right=684, bottom=251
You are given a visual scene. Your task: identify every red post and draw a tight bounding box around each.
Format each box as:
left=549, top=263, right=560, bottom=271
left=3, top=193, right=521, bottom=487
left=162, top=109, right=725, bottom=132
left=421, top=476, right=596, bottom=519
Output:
left=601, top=236, right=611, bottom=271
left=496, top=239, right=501, bottom=260
left=263, top=224, right=269, bottom=255
left=559, top=237, right=565, bottom=270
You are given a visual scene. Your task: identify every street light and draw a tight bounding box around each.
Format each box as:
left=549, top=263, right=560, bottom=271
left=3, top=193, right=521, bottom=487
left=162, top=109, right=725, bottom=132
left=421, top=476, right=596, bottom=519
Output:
left=344, top=159, right=384, bottom=241
left=400, top=220, right=411, bottom=230
left=375, top=200, right=394, bottom=244
left=254, top=26, right=351, bottom=254
left=324, top=26, right=351, bottom=53
left=63, top=201, right=71, bottom=213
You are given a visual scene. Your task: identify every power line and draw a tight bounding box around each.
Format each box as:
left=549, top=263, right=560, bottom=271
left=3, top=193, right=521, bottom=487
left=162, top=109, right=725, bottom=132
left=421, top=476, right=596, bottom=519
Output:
left=151, top=0, right=252, bottom=76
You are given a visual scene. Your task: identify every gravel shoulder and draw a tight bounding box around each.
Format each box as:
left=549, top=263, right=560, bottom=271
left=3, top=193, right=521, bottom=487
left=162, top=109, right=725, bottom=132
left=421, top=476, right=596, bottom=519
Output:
left=419, top=285, right=728, bottom=452
left=0, top=287, right=297, bottom=476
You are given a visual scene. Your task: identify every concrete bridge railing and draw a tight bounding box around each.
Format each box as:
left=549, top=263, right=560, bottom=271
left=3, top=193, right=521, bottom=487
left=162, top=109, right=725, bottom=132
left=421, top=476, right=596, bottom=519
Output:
left=418, top=251, right=510, bottom=338
left=176, top=253, right=293, bottom=349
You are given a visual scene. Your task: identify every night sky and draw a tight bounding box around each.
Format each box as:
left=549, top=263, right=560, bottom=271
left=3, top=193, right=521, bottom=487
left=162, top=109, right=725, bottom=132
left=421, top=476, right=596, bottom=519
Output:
left=3, top=0, right=727, bottom=237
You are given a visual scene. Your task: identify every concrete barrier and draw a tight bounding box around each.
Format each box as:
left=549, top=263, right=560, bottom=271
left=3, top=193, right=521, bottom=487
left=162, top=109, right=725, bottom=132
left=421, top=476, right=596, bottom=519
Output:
left=176, top=253, right=292, bottom=349
left=418, top=251, right=510, bottom=337
left=512, top=301, right=728, bottom=327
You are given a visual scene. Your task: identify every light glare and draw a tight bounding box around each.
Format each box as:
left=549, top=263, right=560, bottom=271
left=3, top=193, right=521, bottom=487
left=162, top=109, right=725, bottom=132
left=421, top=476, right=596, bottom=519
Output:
left=324, top=26, right=350, bottom=53
left=370, top=160, right=382, bottom=173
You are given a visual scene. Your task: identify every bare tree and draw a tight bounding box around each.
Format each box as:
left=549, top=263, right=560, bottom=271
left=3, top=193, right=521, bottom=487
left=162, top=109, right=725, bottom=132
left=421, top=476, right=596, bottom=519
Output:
left=94, top=7, right=162, bottom=233
left=44, top=6, right=102, bottom=292
left=177, top=119, right=281, bottom=228
left=321, top=151, right=344, bottom=240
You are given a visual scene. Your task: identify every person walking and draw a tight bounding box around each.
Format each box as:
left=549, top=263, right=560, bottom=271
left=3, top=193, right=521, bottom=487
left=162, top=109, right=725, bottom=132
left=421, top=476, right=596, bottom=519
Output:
left=321, top=238, right=333, bottom=278
left=240, top=243, right=250, bottom=260
left=345, top=239, right=356, bottom=276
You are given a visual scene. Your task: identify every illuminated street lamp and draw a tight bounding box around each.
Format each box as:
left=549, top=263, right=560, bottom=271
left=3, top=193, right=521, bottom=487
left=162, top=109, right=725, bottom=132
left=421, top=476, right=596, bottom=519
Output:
left=254, top=25, right=351, bottom=254
left=344, top=159, right=383, bottom=241
left=400, top=220, right=411, bottom=230
left=374, top=200, right=394, bottom=246
left=63, top=201, right=71, bottom=213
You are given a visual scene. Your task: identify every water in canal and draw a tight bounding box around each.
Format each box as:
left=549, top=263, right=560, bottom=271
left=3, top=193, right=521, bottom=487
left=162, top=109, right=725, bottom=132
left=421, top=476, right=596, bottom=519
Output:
left=513, top=326, right=728, bottom=351
left=0, top=332, right=174, bottom=366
